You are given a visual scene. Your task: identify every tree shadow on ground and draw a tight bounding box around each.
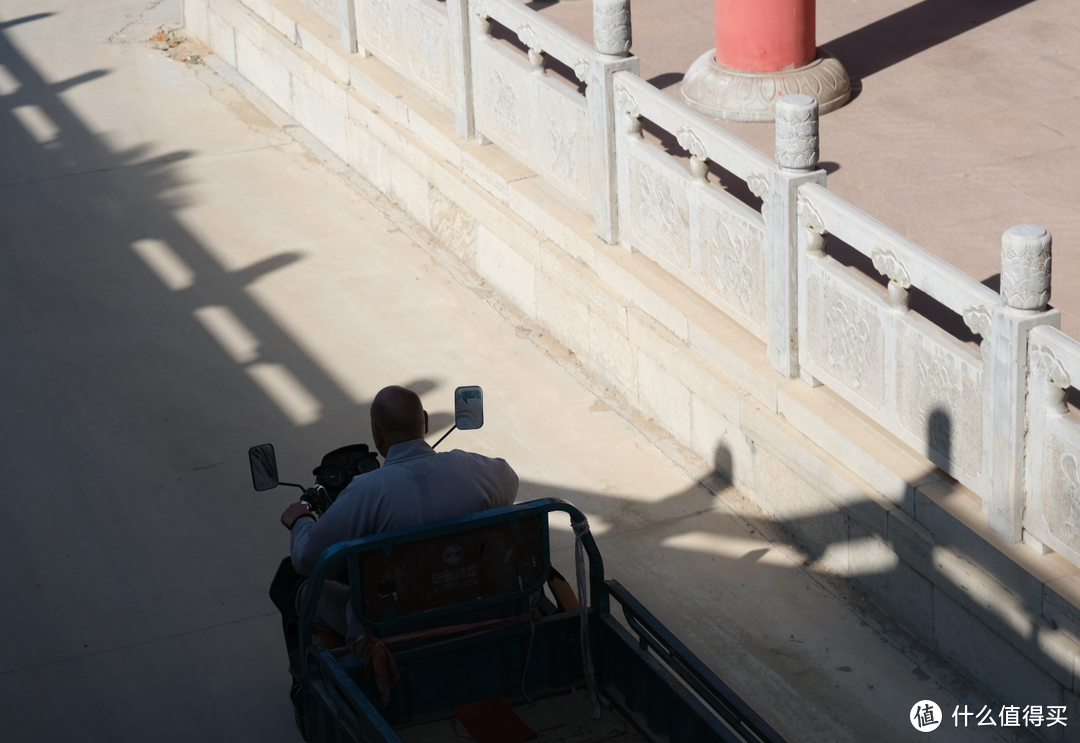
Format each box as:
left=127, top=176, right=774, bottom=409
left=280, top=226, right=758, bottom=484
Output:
left=0, top=5, right=450, bottom=682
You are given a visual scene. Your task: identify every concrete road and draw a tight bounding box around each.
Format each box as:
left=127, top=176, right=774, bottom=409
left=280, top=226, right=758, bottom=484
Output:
left=0, top=1, right=1029, bottom=741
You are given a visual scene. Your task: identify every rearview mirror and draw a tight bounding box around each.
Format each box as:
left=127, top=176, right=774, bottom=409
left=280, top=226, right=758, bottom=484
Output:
left=454, top=386, right=484, bottom=430
left=249, top=443, right=280, bottom=491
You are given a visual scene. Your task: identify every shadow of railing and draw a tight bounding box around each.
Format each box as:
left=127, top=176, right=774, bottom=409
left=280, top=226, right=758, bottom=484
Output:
left=507, top=400, right=1070, bottom=740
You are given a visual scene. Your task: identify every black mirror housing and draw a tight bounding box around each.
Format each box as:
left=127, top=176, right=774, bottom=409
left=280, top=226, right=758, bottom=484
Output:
left=454, top=386, right=484, bottom=430
left=249, top=443, right=280, bottom=491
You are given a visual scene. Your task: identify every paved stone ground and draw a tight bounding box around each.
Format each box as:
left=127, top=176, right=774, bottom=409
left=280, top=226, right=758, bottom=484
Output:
left=0, top=1, right=1050, bottom=742
left=533, top=0, right=1080, bottom=337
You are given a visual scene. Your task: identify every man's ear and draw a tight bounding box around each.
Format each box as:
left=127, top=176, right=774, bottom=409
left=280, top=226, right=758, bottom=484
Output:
left=423, top=410, right=429, bottom=435
left=372, top=424, right=386, bottom=454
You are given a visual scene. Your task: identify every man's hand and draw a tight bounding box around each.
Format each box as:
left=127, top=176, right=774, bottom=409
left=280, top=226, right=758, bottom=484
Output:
left=280, top=502, right=312, bottom=530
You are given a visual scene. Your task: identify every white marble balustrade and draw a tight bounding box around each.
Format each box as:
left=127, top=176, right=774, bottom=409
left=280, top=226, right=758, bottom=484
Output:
left=611, top=73, right=773, bottom=341
left=347, top=0, right=455, bottom=104
left=223, top=0, right=1073, bottom=559
left=469, top=0, right=597, bottom=210
left=795, top=183, right=1000, bottom=503
left=1025, top=326, right=1080, bottom=563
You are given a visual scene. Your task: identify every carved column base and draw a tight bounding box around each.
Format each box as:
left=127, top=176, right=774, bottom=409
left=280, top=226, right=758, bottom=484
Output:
left=681, top=48, right=850, bottom=122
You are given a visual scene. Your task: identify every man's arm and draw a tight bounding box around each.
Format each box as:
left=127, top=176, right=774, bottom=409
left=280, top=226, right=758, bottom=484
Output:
left=284, top=477, right=378, bottom=575
left=481, top=455, right=518, bottom=509
left=280, top=501, right=340, bottom=576
left=288, top=513, right=324, bottom=576
left=281, top=502, right=311, bottom=530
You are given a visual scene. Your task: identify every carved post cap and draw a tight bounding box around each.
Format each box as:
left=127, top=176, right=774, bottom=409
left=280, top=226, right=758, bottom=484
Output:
left=775, top=94, right=819, bottom=170
left=594, top=0, right=631, bottom=56
left=1001, top=224, right=1052, bottom=311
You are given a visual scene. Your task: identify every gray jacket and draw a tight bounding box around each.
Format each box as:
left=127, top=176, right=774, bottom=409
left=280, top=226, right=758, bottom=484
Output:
left=290, top=438, right=518, bottom=575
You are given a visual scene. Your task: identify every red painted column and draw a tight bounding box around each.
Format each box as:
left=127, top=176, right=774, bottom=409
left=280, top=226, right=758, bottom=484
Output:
left=715, top=0, right=816, bottom=72
left=683, top=0, right=847, bottom=120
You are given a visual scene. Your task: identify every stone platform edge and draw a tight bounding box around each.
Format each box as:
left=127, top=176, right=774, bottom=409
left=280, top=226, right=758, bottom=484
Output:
left=182, top=0, right=1080, bottom=722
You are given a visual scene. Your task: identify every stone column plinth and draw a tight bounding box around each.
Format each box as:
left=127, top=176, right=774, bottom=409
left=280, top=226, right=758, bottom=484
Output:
left=682, top=0, right=850, bottom=122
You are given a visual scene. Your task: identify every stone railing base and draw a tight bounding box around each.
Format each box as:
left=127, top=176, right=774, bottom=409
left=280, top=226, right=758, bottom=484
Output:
left=681, top=48, right=850, bottom=122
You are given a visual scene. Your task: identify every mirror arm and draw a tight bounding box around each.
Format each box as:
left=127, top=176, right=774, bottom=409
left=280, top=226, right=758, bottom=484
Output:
left=279, top=482, right=307, bottom=493
left=430, top=424, right=457, bottom=450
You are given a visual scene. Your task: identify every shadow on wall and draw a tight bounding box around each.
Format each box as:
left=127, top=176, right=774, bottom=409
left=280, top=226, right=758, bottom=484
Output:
left=505, top=392, right=1069, bottom=736
left=622, top=402, right=1068, bottom=732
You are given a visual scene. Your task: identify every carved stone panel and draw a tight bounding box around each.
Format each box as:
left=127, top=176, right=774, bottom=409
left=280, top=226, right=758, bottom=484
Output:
left=628, top=156, right=690, bottom=270
left=533, top=86, right=590, bottom=203
left=807, top=275, right=885, bottom=407
left=697, top=194, right=765, bottom=327
left=1043, top=434, right=1080, bottom=555
left=897, top=336, right=983, bottom=477
left=406, top=3, right=452, bottom=99
left=475, top=49, right=527, bottom=154
left=363, top=0, right=401, bottom=61
left=430, top=188, right=476, bottom=264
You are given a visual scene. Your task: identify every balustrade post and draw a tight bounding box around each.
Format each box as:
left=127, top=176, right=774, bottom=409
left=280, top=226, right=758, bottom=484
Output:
left=444, top=0, right=476, bottom=140
left=587, top=0, right=637, bottom=244
left=984, top=224, right=1059, bottom=541
left=767, top=94, right=824, bottom=378
left=594, top=0, right=632, bottom=56
left=335, top=0, right=358, bottom=53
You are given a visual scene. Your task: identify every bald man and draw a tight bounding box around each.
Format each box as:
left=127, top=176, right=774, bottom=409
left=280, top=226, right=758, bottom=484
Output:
left=279, top=385, right=518, bottom=652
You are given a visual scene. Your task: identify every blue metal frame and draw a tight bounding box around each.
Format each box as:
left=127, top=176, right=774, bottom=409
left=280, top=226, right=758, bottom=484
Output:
left=307, top=645, right=402, bottom=743
left=602, top=579, right=787, bottom=743
left=297, top=498, right=604, bottom=664
left=290, top=499, right=787, bottom=743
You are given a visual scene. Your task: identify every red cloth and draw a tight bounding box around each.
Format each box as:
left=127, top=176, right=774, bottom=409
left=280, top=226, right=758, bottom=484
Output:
left=453, top=697, right=535, bottom=743
left=361, top=637, right=400, bottom=704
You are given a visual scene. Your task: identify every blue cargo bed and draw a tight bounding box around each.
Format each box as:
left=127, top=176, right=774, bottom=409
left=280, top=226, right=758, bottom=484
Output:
left=290, top=499, right=787, bottom=743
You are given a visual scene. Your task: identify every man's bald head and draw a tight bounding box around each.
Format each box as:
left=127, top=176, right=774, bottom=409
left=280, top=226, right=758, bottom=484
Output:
left=370, top=386, right=428, bottom=456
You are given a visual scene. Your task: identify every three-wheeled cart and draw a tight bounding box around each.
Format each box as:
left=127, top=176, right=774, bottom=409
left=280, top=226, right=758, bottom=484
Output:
left=283, top=498, right=787, bottom=743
